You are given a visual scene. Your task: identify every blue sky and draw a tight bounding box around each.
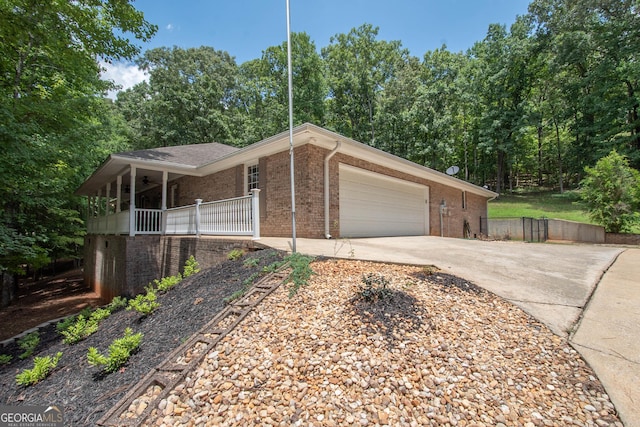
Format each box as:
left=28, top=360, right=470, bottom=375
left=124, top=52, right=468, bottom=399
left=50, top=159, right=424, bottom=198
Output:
left=104, top=0, right=531, bottom=95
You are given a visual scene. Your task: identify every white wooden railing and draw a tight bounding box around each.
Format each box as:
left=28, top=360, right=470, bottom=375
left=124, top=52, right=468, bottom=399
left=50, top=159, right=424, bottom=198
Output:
left=86, top=190, right=260, bottom=239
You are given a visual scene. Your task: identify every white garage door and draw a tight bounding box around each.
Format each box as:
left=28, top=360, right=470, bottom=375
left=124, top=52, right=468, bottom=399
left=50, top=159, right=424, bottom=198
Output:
left=339, top=164, right=429, bottom=237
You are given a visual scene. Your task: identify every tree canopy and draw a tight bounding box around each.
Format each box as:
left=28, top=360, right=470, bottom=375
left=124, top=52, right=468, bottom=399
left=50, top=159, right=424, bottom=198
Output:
left=0, top=0, right=156, bottom=305
left=2, top=0, right=640, bottom=303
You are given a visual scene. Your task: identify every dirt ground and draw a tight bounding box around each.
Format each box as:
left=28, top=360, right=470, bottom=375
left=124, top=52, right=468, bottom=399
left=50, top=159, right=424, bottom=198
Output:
left=0, top=269, right=104, bottom=341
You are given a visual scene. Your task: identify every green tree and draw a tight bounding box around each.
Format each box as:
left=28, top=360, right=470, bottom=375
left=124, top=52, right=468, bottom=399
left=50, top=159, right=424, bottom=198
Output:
left=472, top=18, right=535, bottom=193
left=529, top=0, right=640, bottom=170
left=233, top=32, right=326, bottom=143
left=0, top=0, right=156, bottom=306
left=322, top=24, right=408, bottom=145
left=119, top=46, right=239, bottom=148
left=580, top=150, right=640, bottom=233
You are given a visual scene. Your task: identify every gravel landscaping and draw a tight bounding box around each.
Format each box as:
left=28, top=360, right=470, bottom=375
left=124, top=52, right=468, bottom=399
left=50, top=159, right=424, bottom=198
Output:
left=0, top=252, right=623, bottom=426
left=143, top=259, right=621, bottom=427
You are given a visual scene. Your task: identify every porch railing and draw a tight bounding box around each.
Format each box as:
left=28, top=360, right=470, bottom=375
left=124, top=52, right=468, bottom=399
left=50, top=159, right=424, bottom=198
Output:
left=87, top=190, right=260, bottom=239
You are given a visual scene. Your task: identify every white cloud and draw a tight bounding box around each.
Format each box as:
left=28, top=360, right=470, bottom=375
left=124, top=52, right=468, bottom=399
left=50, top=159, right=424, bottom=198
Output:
left=166, top=23, right=174, bottom=31
left=100, top=61, right=148, bottom=99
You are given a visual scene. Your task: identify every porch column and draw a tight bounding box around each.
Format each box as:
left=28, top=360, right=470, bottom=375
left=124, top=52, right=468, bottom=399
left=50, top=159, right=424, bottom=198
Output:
left=161, top=171, right=168, bottom=234
left=116, top=175, right=122, bottom=213
left=105, top=183, right=111, bottom=233
left=195, top=199, right=202, bottom=238
left=251, top=189, right=261, bottom=240
left=87, top=196, right=93, bottom=234
left=129, top=166, right=137, bottom=236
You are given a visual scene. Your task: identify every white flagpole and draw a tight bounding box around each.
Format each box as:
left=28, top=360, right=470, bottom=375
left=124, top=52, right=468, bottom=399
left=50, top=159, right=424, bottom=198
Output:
left=286, top=0, right=297, bottom=253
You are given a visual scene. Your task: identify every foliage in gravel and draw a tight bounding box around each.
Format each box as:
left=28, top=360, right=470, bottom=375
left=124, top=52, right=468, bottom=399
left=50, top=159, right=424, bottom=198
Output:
left=147, top=259, right=621, bottom=427
left=0, top=248, right=284, bottom=426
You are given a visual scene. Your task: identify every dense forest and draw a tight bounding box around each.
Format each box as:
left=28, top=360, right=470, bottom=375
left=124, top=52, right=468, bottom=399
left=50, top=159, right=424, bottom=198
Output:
left=1, top=0, right=639, bottom=304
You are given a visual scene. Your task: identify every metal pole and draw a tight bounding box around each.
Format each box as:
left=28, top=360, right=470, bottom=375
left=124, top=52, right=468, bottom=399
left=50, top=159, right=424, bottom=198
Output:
left=286, top=0, right=297, bottom=253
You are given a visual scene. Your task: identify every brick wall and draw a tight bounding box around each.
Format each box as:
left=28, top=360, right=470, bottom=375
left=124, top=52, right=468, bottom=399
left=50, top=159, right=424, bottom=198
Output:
left=84, top=235, right=257, bottom=301
left=174, top=165, right=241, bottom=206
left=157, top=143, right=489, bottom=239
left=332, top=152, right=488, bottom=239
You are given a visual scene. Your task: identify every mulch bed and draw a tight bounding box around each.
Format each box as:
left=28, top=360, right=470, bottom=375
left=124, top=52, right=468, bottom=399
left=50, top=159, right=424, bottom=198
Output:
left=0, top=248, right=285, bottom=426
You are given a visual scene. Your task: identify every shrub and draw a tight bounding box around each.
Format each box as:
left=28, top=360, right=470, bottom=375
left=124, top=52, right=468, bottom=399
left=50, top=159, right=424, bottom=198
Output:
left=127, top=286, right=160, bottom=315
left=154, top=274, right=182, bottom=292
left=87, top=328, right=143, bottom=374
left=18, top=332, right=40, bottom=359
left=243, top=257, right=260, bottom=268
left=0, top=354, right=12, bottom=365
left=61, top=315, right=99, bottom=345
left=16, top=352, right=62, bottom=386
left=357, top=273, right=392, bottom=302
left=182, top=255, right=200, bottom=278
left=284, top=253, right=316, bottom=297
left=227, top=249, right=244, bottom=261
left=107, top=296, right=128, bottom=313
left=56, top=316, right=76, bottom=334
left=581, top=150, right=640, bottom=233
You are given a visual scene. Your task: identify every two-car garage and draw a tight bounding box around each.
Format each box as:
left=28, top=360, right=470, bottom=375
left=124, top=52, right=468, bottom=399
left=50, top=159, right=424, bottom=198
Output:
left=339, top=164, right=430, bottom=238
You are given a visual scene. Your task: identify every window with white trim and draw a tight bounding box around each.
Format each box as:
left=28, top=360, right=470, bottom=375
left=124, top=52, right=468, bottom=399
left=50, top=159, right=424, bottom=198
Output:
left=247, top=163, right=259, bottom=193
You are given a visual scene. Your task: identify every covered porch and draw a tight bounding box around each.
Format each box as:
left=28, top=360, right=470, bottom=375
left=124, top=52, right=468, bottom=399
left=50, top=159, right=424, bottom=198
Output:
left=79, top=161, right=260, bottom=240
left=86, top=191, right=261, bottom=239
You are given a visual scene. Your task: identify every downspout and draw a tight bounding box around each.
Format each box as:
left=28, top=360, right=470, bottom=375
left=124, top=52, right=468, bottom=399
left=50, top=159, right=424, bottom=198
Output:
left=324, top=141, right=341, bottom=239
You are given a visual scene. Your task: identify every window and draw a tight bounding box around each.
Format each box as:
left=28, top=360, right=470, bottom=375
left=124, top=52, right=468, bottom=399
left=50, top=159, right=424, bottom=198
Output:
left=461, top=191, right=467, bottom=210
left=247, top=164, right=259, bottom=193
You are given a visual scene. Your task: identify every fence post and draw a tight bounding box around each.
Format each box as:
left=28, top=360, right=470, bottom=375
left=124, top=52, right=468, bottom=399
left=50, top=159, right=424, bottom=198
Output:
left=195, top=199, right=202, bottom=238
left=251, top=189, right=261, bottom=240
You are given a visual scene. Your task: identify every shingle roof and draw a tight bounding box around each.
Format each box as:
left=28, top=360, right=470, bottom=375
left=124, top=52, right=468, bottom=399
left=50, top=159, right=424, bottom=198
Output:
left=114, top=142, right=240, bottom=167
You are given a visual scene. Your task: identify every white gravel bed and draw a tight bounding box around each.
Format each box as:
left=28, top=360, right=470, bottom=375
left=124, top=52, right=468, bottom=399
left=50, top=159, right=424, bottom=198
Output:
left=143, top=259, right=621, bottom=427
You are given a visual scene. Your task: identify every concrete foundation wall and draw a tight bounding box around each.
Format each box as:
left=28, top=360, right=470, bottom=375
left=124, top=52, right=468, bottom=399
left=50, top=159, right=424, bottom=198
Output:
left=488, top=218, right=606, bottom=243
left=84, top=235, right=257, bottom=301
left=487, top=219, right=526, bottom=241
left=547, top=219, right=605, bottom=243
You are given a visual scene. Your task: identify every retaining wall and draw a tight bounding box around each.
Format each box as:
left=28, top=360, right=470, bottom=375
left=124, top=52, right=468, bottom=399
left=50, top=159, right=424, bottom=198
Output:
left=547, top=219, right=605, bottom=243
left=83, top=235, right=258, bottom=301
left=488, top=218, right=605, bottom=243
left=605, top=233, right=640, bottom=245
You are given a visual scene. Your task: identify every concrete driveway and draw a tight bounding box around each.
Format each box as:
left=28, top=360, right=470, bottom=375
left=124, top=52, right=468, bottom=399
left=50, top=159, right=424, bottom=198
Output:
left=259, top=236, right=622, bottom=337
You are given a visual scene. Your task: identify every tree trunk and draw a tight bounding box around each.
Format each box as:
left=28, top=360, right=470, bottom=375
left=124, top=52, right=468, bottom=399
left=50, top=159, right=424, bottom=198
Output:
left=537, top=124, right=543, bottom=186
left=496, top=150, right=505, bottom=194
left=1, top=272, right=18, bottom=308
left=554, top=119, right=564, bottom=193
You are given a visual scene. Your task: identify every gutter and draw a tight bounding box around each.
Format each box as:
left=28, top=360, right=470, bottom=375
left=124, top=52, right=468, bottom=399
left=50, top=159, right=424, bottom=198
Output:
left=324, top=141, right=341, bottom=238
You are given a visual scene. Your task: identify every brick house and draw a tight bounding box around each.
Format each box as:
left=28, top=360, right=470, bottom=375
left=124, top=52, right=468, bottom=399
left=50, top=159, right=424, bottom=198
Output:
left=76, top=123, right=496, bottom=299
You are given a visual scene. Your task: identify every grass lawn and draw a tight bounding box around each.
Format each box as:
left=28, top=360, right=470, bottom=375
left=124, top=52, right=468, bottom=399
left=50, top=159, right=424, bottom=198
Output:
left=488, top=189, right=640, bottom=233
left=488, top=190, right=592, bottom=223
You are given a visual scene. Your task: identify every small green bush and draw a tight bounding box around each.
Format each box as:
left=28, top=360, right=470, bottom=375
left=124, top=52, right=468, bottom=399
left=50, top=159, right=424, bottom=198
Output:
left=0, top=354, right=12, bottom=365
left=18, top=332, right=40, bottom=359
left=127, top=286, right=160, bottom=315
left=154, top=274, right=182, bottom=292
left=107, top=296, right=128, bottom=313
left=87, top=328, right=143, bottom=374
left=61, top=315, right=99, bottom=345
left=182, top=255, right=200, bottom=277
left=285, top=253, right=316, bottom=297
left=243, top=257, right=260, bottom=268
left=56, top=316, right=76, bottom=334
left=227, top=249, right=244, bottom=261
left=357, top=273, right=392, bottom=302
left=16, top=352, right=62, bottom=386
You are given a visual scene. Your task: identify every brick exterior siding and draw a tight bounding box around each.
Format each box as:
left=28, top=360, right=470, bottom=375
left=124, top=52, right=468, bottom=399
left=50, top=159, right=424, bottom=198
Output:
left=149, top=142, right=488, bottom=239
